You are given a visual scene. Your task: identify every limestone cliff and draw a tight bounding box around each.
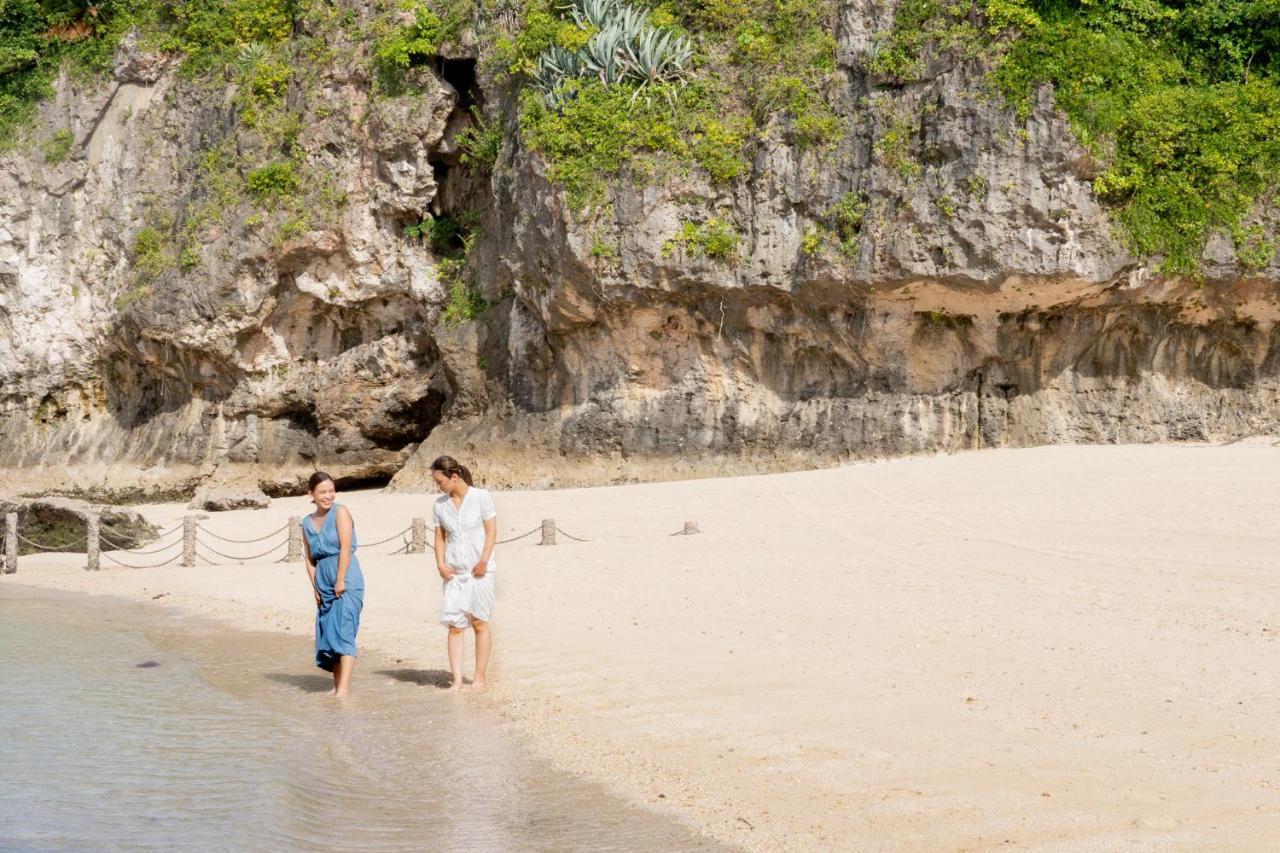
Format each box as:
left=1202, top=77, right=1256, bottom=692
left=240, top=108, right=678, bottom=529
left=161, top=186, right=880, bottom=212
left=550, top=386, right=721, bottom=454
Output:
left=1, top=1, right=1278, bottom=498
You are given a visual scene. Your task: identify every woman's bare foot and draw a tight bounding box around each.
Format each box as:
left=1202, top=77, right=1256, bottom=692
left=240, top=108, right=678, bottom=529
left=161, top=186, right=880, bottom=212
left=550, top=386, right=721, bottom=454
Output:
left=469, top=678, right=487, bottom=691
left=445, top=680, right=463, bottom=694
left=333, top=689, right=349, bottom=698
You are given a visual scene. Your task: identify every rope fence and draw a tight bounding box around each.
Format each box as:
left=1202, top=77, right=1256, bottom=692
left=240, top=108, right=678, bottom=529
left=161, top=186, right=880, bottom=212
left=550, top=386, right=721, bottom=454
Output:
left=0, top=509, right=702, bottom=575
left=197, top=523, right=289, bottom=545
left=99, top=529, right=183, bottom=555
left=359, top=527, right=414, bottom=548
left=101, top=550, right=184, bottom=570
left=15, top=531, right=83, bottom=552
left=196, top=536, right=288, bottom=563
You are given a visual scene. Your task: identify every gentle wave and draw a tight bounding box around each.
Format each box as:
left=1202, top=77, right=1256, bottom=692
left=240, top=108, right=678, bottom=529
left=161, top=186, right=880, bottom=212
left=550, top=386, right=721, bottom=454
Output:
left=0, top=593, right=726, bottom=852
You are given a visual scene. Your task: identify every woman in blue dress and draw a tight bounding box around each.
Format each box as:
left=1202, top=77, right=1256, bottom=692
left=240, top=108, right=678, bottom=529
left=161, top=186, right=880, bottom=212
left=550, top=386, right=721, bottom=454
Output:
left=300, top=471, right=364, bottom=697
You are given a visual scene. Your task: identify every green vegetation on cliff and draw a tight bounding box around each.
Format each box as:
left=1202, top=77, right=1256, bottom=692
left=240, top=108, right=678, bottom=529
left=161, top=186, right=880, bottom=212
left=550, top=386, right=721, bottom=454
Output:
left=992, top=0, right=1280, bottom=273
left=1, top=0, right=126, bottom=147
left=505, top=0, right=841, bottom=208
left=4, top=0, right=1279, bottom=273
left=878, top=0, right=1280, bottom=273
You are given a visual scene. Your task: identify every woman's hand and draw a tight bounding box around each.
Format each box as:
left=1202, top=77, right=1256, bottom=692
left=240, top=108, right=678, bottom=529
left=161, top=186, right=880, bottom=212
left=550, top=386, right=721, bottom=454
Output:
left=313, top=590, right=322, bottom=608
left=438, top=565, right=455, bottom=582
left=472, top=559, right=488, bottom=578
left=334, top=578, right=346, bottom=598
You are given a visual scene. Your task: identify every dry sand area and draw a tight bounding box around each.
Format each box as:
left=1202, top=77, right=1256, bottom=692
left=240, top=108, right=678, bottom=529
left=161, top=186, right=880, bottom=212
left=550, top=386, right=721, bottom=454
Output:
left=10, top=444, right=1280, bottom=851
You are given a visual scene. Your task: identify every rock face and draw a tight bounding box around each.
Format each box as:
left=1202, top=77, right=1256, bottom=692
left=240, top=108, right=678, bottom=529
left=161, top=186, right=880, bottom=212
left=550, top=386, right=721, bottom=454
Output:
left=0, top=32, right=458, bottom=498
left=0, top=496, right=156, bottom=553
left=2, top=6, right=1279, bottom=497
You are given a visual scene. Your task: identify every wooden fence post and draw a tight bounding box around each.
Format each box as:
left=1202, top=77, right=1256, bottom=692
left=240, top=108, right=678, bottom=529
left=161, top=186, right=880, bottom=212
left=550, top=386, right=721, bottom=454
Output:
left=410, top=517, right=427, bottom=554
left=85, top=513, right=100, bottom=571
left=540, top=518, right=556, bottom=546
left=182, top=516, right=197, bottom=567
left=286, top=516, right=302, bottom=562
left=3, top=512, right=15, bottom=574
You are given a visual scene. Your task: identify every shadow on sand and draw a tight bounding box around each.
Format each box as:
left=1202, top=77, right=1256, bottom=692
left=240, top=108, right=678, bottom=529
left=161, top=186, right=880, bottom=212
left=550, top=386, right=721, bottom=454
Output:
left=266, top=672, right=333, bottom=693
left=375, top=668, right=454, bottom=688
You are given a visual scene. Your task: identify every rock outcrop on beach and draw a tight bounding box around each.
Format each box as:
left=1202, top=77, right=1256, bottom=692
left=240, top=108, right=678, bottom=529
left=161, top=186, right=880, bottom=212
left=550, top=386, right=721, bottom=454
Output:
left=2, top=0, right=1278, bottom=497
left=0, top=496, right=156, bottom=553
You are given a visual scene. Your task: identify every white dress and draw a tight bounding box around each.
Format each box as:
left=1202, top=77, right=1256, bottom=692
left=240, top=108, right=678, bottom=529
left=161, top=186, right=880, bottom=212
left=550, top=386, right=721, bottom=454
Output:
left=434, top=487, right=498, bottom=628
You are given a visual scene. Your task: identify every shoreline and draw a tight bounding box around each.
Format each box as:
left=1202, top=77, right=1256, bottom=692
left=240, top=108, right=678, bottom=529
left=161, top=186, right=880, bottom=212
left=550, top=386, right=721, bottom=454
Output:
left=7, top=443, right=1280, bottom=850
left=1, top=584, right=725, bottom=851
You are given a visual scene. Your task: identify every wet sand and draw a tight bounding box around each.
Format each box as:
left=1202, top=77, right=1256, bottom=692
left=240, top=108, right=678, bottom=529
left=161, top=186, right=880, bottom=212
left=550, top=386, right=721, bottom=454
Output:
left=8, top=443, right=1280, bottom=850
left=0, top=585, right=726, bottom=850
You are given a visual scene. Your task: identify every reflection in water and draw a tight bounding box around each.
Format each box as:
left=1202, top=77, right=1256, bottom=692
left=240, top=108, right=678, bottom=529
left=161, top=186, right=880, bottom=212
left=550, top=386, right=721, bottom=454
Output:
left=0, top=590, right=728, bottom=852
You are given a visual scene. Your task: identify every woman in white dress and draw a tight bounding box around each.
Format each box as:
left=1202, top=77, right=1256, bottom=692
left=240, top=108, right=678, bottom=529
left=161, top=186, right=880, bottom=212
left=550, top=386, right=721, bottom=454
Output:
left=430, top=455, right=498, bottom=692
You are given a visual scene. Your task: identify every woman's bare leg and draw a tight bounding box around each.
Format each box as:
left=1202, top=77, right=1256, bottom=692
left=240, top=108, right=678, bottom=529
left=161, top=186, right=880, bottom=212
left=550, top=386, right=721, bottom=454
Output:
left=447, top=627, right=465, bottom=692
left=471, top=619, right=491, bottom=690
left=334, top=655, right=355, bottom=697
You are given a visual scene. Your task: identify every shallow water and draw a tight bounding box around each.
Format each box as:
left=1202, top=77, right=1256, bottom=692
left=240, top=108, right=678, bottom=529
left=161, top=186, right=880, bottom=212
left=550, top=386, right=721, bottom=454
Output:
left=0, top=587, right=726, bottom=851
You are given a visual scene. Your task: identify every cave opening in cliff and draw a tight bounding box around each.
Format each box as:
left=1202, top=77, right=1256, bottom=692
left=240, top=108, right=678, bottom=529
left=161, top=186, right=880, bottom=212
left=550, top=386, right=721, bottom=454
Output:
left=423, top=56, right=485, bottom=240
left=332, top=472, right=396, bottom=491
left=435, top=57, right=480, bottom=113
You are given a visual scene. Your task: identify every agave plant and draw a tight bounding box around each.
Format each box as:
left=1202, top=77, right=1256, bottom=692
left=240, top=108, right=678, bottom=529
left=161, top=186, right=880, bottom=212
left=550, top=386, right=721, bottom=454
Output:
left=565, top=0, right=621, bottom=30
left=582, top=23, right=629, bottom=83
left=613, top=3, right=650, bottom=37
left=537, top=0, right=694, bottom=109
left=235, top=42, right=271, bottom=72
left=534, top=44, right=583, bottom=90
left=622, top=26, right=692, bottom=84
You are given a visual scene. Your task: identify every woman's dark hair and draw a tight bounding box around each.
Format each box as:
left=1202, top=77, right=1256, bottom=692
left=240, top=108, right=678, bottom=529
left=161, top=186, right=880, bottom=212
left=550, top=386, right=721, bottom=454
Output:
left=307, top=471, right=335, bottom=492
left=430, top=456, right=473, bottom=486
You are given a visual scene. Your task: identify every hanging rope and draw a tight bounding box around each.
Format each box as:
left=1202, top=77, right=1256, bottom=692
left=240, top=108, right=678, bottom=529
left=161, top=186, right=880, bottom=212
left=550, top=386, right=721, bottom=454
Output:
left=195, top=536, right=288, bottom=563
left=100, top=550, right=184, bottom=570
left=360, top=527, right=414, bottom=548
left=97, top=534, right=184, bottom=556
left=15, top=532, right=82, bottom=551
left=196, top=523, right=289, bottom=544
left=497, top=526, right=542, bottom=545
left=10, top=512, right=628, bottom=569
left=554, top=526, right=590, bottom=543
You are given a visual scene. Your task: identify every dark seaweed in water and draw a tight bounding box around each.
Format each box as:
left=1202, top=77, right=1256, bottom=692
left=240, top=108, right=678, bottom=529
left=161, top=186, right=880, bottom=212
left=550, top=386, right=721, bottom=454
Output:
left=135, top=660, right=160, bottom=668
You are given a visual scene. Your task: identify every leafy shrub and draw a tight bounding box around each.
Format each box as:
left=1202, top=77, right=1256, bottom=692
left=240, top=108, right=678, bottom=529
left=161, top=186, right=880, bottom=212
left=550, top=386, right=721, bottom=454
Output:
left=800, top=225, right=823, bottom=256
left=457, top=110, right=502, bottom=170
left=662, top=217, right=739, bottom=261
left=0, top=0, right=136, bottom=148
left=130, top=225, right=173, bottom=283
left=874, top=112, right=921, bottom=180
left=158, top=0, right=295, bottom=76
left=440, top=274, right=488, bottom=325
left=993, top=4, right=1280, bottom=273
left=690, top=113, right=754, bottom=182
left=758, top=74, right=839, bottom=147
left=245, top=161, right=300, bottom=198
left=240, top=53, right=291, bottom=100
left=41, top=128, right=74, bottom=163
left=373, top=0, right=445, bottom=92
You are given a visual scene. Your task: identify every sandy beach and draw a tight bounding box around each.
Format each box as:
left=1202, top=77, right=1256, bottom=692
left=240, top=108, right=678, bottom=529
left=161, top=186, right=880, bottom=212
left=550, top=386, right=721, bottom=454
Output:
left=8, top=443, right=1280, bottom=851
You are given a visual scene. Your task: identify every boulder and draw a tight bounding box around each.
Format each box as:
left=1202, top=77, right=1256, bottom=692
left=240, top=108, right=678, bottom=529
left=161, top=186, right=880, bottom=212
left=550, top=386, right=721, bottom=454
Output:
left=0, top=496, right=157, bottom=553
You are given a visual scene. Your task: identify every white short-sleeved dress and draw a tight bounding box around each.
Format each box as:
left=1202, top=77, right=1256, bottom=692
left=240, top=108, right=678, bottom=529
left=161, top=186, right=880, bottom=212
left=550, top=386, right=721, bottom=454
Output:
left=434, top=487, right=497, bottom=628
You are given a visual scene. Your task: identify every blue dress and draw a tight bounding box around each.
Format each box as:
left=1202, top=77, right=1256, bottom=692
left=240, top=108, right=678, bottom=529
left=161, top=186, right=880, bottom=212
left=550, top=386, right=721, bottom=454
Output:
left=301, top=505, right=365, bottom=672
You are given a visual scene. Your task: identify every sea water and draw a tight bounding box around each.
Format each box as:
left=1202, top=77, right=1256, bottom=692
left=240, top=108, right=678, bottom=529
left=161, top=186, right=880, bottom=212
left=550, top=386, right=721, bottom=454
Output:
left=0, top=588, right=725, bottom=852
